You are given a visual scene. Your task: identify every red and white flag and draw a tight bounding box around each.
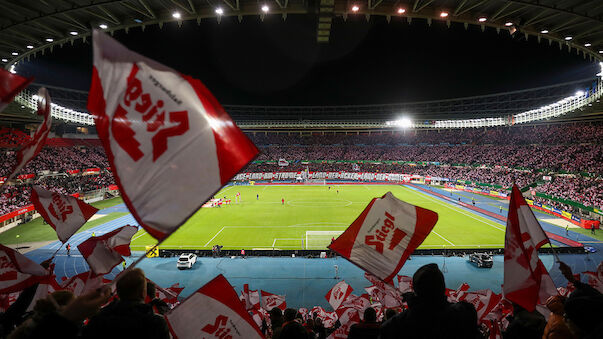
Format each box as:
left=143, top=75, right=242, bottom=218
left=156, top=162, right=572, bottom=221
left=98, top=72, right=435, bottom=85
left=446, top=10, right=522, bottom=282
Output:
left=3, top=88, right=52, bottom=184
left=261, top=290, right=286, bottom=311
left=325, top=280, right=353, bottom=311
left=77, top=225, right=138, bottom=276
left=396, top=275, right=413, bottom=293
left=87, top=30, right=258, bottom=240
left=30, top=186, right=99, bottom=242
left=240, top=284, right=260, bottom=310
left=311, top=306, right=339, bottom=328
left=446, top=282, right=470, bottom=302
left=459, top=289, right=502, bottom=322
left=337, top=294, right=371, bottom=316
left=60, top=271, right=103, bottom=297
left=0, top=68, right=33, bottom=112
left=26, top=273, right=62, bottom=312
left=165, top=274, right=263, bottom=339
left=503, top=185, right=557, bottom=311
left=583, top=265, right=603, bottom=293
left=329, top=192, right=438, bottom=284
left=0, top=244, right=49, bottom=294
left=364, top=273, right=403, bottom=308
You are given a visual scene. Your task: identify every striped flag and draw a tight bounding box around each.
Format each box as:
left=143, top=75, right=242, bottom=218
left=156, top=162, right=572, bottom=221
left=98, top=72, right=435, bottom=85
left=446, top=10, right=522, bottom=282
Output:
left=325, top=280, right=353, bottom=310
left=0, top=244, right=49, bottom=294
left=87, top=30, right=257, bottom=240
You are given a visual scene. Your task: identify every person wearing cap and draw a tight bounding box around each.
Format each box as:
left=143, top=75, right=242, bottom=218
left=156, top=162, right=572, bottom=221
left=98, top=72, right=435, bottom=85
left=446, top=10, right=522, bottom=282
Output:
left=380, top=263, right=479, bottom=339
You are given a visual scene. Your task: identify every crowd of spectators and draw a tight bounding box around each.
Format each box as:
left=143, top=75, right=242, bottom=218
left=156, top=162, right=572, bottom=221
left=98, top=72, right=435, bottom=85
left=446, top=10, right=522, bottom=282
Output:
left=0, top=128, right=30, bottom=148
left=535, top=176, right=603, bottom=210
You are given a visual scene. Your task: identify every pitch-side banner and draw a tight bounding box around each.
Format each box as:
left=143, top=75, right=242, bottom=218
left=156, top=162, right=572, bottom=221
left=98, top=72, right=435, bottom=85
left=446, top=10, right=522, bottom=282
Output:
left=165, top=274, right=264, bottom=339
left=77, top=225, right=138, bottom=276
left=0, top=68, right=33, bottom=112
left=0, top=244, right=49, bottom=294
left=329, top=192, right=438, bottom=284
left=30, top=186, right=99, bottom=242
left=3, top=88, right=52, bottom=184
left=88, top=30, right=258, bottom=240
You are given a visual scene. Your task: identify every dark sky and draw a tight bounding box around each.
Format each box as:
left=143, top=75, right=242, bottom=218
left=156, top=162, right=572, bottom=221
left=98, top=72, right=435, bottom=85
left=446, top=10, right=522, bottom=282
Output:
left=17, top=15, right=598, bottom=106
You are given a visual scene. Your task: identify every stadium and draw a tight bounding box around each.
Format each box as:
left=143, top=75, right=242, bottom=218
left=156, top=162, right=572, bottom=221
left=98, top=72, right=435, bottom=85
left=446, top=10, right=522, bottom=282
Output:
left=1, top=0, right=603, bottom=338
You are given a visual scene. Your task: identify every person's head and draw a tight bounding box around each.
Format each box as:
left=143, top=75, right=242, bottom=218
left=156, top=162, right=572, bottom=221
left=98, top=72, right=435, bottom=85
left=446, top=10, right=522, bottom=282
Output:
left=412, top=263, right=445, bottom=300
left=270, top=307, right=282, bottom=324
left=306, top=318, right=314, bottom=327
left=564, top=295, right=603, bottom=337
left=116, top=268, right=147, bottom=302
left=146, top=281, right=156, bottom=299
left=284, top=308, right=297, bottom=322
left=363, top=307, right=377, bottom=322
left=385, top=308, right=397, bottom=321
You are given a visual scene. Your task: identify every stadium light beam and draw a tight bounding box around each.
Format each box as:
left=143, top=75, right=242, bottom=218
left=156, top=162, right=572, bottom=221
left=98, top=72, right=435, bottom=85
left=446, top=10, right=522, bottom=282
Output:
left=215, top=7, right=224, bottom=15
left=540, top=29, right=549, bottom=34
left=172, top=11, right=181, bottom=19
left=70, top=31, right=78, bottom=36
left=584, top=43, right=591, bottom=47
left=440, top=12, right=449, bottom=18
left=1, top=58, right=7, bottom=62
left=11, top=52, right=18, bottom=56
left=575, top=90, right=584, bottom=96
left=505, top=22, right=513, bottom=27
left=352, top=5, right=359, bottom=12
left=564, top=36, right=573, bottom=41
left=478, top=17, right=487, bottom=22
left=397, top=8, right=406, bottom=14
left=45, top=38, right=54, bottom=42
left=262, top=4, right=270, bottom=12
left=26, top=45, right=34, bottom=49
left=99, top=24, right=108, bottom=29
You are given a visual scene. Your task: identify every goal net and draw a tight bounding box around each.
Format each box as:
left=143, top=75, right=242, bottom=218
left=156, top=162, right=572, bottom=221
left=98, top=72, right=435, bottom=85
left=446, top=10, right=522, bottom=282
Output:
left=305, top=231, right=344, bottom=249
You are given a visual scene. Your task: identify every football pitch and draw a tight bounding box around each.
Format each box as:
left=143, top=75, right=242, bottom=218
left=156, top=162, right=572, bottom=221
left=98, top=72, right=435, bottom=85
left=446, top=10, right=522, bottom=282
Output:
left=130, top=184, right=507, bottom=251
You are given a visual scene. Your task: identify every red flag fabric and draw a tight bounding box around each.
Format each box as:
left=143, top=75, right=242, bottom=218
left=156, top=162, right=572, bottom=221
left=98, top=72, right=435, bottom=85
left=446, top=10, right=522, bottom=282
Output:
left=77, top=225, right=138, bottom=276
left=329, top=192, right=438, bottom=283
left=240, top=284, right=260, bottom=310
left=3, top=88, right=52, bottom=184
left=459, top=289, right=502, bottom=322
left=336, top=294, right=371, bottom=319
left=26, top=273, right=62, bottom=312
left=0, top=244, right=48, bottom=294
left=165, top=274, right=263, bottom=339
left=325, top=280, right=353, bottom=311
left=364, top=273, right=403, bottom=307
left=261, top=290, right=286, bottom=311
left=446, top=282, right=470, bottom=302
left=503, top=185, right=557, bottom=311
left=583, top=269, right=603, bottom=294
left=396, top=275, right=413, bottom=293
left=87, top=30, right=258, bottom=240
left=311, top=306, right=338, bottom=328
left=60, top=271, right=103, bottom=297
left=30, top=186, right=99, bottom=242
left=0, top=68, right=33, bottom=112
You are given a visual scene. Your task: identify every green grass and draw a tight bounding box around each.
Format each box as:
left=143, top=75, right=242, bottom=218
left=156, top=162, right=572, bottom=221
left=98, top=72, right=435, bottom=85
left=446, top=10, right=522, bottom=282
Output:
left=130, top=185, right=507, bottom=251
left=0, top=197, right=126, bottom=245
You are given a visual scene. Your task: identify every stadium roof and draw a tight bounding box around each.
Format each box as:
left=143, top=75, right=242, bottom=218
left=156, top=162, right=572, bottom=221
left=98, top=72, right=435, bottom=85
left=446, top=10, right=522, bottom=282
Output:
left=1, top=0, right=603, bottom=68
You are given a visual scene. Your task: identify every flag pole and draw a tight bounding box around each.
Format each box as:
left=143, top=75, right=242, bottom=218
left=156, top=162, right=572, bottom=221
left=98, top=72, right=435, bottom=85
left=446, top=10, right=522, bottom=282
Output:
left=49, top=242, right=64, bottom=260
left=547, top=242, right=561, bottom=263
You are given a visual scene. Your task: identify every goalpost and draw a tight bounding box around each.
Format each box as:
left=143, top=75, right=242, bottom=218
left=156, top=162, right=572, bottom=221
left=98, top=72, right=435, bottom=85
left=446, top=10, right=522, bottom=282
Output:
left=305, top=230, right=344, bottom=249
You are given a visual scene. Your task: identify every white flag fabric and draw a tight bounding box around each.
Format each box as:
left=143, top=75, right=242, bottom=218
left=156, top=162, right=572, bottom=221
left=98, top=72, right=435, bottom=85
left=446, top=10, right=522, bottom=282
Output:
left=87, top=31, right=258, bottom=240
left=503, top=185, right=557, bottom=312
left=240, top=284, right=260, bottom=310
left=60, top=271, right=103, bottom=297
left=77, top=225, right=138, bottom=276
left=0, top=68, right=32, bottom=112
left=0, top=244, right=49, bottom=294
left=261, top=290, right=286, bottom=311
left=459, top=289, right=502, bottom=322
left=30, top=186, right=99, bottom=242
left=396, top=275, right=413, bottom=293
left=329, top=192, right=438, bottom=284
left=3, top=88, right=52, bottom=184
left=165, top=274, right=263, bottom=339
left=325, top=280, right=353, bottom=311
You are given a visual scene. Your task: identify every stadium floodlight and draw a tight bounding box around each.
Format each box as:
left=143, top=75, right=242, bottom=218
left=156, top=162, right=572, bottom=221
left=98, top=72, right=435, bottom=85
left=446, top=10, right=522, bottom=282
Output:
left=99, top=24, right=108, bottom=29
left=478, top=17, right=487, bottom=22
left=9, top=65, right=16, bottom=74
left=11, top=52, right=17, bottom=56
left=564, top=36, right=572, bottom=41
left=440, top=12, right=449, bottom=18
left=505, top=22, right=513, bottom=26
left=351, top=5, right=359, bottom=12
left=26, top=45, right=34, bottom=49
left=575, top=91, right=584, bottom=96
left=70, top=31, right=78, bottom=36
left=262, top=4, right=270, bottom=12
left=397, top=8, right=406, bottom=14
left=215, top=7, right=224, bottom=15
left=45, top=38, right=54, bottom=42
left=1, top=59, right=7, bottom=62
left=540, top=29, right=549, bottom=34
left=584, top=43, right=591, bottom=47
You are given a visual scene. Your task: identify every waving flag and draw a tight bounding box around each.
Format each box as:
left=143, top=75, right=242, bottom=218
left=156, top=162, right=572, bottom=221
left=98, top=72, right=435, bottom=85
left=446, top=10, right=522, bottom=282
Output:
left=396, top=275, right=413, bottom=293
left=311, top=306, right=338, bottom=328
left=60, top=271, right=103, bottom=297
left=446, top=282, right=470, bottom=302
left=165, top=274, right=263, bottom=339
left=325, top=280, right=353, bottom=311
left=336, top=294, right=371, bottom=319
left=503, top=185, right=557, bottom=311
left=26, top=273, right=62, bottom=312
left=0, top=244, right=48, bottom=294
left=329, top=192, right=438, bottom=283
left=459, top=289, right=502, bottom=322
left=77, top=225, right=138, bottom=276
left=240, top=284, right=260, bottom=310
left=30, top=186, right=99, bottom=242
left=364, top=272, right=403, bottom=307
left=3, top=88, right=52, bottom=184
left=87, top=30, right=258, bottom=240
left=0, top=68, right=33, bottom=112
left=583, top=265, right=603, bottom=293
left=261, top=290, right=286, bottom=311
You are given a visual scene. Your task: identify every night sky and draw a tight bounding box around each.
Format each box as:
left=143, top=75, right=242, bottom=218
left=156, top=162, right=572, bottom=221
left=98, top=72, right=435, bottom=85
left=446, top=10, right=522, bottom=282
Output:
left=17, top=15, right=599, bottom=106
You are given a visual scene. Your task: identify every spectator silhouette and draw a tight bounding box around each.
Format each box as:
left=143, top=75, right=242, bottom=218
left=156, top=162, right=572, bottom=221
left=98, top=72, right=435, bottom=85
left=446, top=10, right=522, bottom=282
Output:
left=280, top=308, right=308, bottom=339
left=347, top=307, right=380, bottom=339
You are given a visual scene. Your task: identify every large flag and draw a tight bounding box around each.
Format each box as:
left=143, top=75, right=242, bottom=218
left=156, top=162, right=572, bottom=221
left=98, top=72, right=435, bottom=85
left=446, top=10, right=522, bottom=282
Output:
left=60, top=271, right=103, bottom=297
left=3, top=88, right=52, bottom=184
left=0, top=68, right=33, bottom=112
left=240, top=284, right=260, bottom=310
left=325, top=280, right=353, bottom=311
left=329, top=192, right=438, bottom=283
left=261, top=290, right=286, bottom=311
left=165, top=274, right=263, bottom=339
left=503, top=185, right=557, bottom=311
left=87, top=30, right=258, bottom=240
left=30, top=186, right=99, bottom=242
left=77, top=225, right=138, bottom=276
left=0, top=244, right=49, bottom=294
